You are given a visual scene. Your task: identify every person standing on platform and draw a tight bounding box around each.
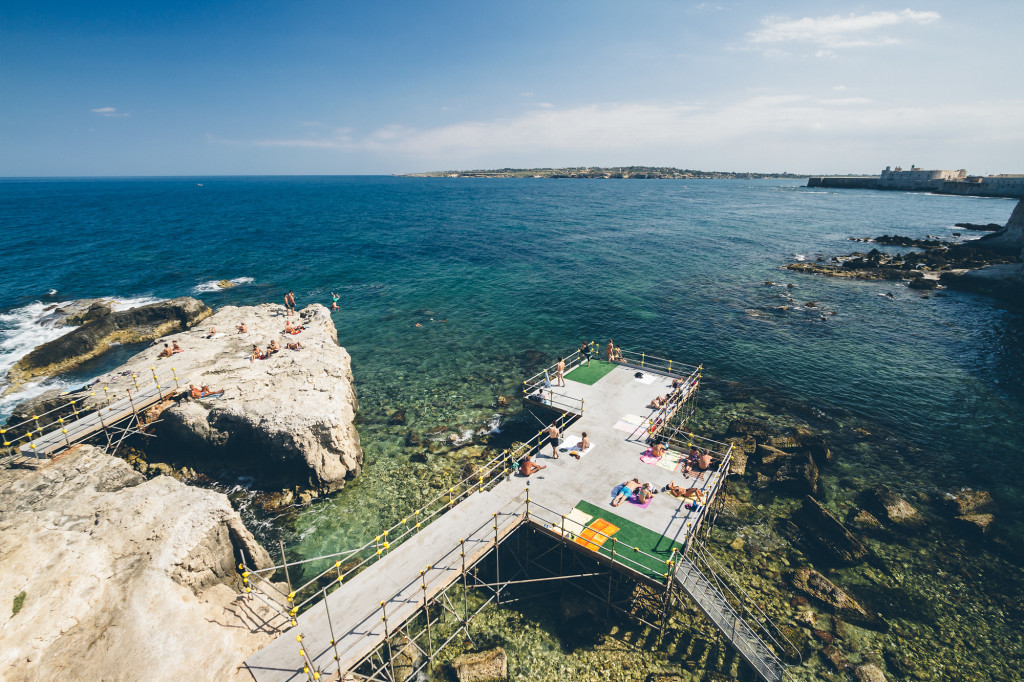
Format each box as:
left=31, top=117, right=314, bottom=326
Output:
left=607, top=339, right=614, bottom=361
left=547, top=423, right=561, bottom=459
left=556, top=357, right=566, bottom=387
left=284, top=290, right=296, bottom=316
left=580, top=340, right=591, bottom=366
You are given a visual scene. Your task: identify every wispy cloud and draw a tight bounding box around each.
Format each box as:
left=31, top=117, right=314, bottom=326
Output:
left=239, top=96, right=1024, bottom=168
left=90, top=106, right=130, bottom=118
left=748, top=9, right=940, bottom=51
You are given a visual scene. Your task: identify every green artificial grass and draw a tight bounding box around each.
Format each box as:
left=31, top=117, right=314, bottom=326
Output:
left=573, top=500, right=682, bottom=579
left=564, top=360, right=618, bottom=386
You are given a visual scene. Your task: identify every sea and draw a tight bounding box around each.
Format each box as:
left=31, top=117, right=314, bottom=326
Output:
left=1, top=176, right=1021, bottom=679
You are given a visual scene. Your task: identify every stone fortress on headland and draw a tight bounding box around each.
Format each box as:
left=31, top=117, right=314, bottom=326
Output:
left=808, top=165, right=1024, bottom=198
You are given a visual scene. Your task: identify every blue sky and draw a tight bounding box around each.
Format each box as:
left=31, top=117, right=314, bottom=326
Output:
left=2, top=1, right=1022, bottom=176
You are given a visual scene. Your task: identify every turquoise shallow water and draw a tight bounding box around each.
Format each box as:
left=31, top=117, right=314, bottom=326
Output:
left=2, top=176, right=1022, bottom=678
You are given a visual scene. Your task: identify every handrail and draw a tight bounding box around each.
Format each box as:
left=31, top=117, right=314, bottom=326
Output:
left=643, top=366, right=701, bottom=440
left=242, top=412, right=580, bottom=617
left=523, top=497, right=682, bottom=583
left=2, top=367, right=183, bottom=455
left=684, top=537, right=800, bottom=667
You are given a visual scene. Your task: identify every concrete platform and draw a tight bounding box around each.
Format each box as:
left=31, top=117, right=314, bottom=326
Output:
left=245, top=363, right=724, bottom=681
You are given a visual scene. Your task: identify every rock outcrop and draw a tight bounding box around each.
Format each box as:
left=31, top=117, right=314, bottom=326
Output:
left=0, top=445, right=275, bottom=681
left=797, top=496, right=869, bottom=565
left=6, top=297, right=212, bottom=389
left=92, top=303, right=361, bottom=492
left=789, top=568, right=887, bottom=632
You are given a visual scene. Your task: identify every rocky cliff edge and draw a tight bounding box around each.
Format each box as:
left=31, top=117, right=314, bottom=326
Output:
left=0, top=445, right=275, bottom=681
left=97, top=303, right=362, bottom=492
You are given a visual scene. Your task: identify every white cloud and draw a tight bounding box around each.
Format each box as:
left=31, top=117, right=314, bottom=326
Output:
left=90, top=106, right=130, bottom=118
left=242, top=96, right=1024, bottom=169
left=748, top=9, right=940, bottom=51
left=536, top=102, right=554, bottom=108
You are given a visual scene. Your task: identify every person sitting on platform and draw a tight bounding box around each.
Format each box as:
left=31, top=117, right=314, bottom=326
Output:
left=205, top=326, right=216, bottom=338
left=648, top=395, right=663, bottom=410
left=286, top=341, right=304, bottom=350
left=650, top=441, right=666, bottom=460
left=664, top=482, right=706, bottom=501
left=613, top=346, right=623, bottom=362
left=236, top=322, right=247, bottom=333
left=636, top=482, right=657, bottom=503
left=158, top=343, right=173, bottom=358
left=612, top=479, right=642, bottom=506
left=519, top=456, right=546, bottom=477
left=189, top=384, right=203, bottom=399
left=267, top=339, right=281, bottom=355
left=682, top=446, right=712, bottom=480
left=171, top=341, right=184, bottom=354
left=571, top=432, right=591, bottom=459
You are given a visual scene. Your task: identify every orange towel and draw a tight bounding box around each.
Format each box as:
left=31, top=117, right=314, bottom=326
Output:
left=575, top=519, right=620, bottom=552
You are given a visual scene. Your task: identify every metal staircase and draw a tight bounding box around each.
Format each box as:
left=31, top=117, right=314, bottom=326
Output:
left=674, top=542, right=794, bottom=682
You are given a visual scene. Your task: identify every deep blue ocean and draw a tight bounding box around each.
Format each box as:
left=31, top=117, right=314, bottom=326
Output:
left=2, top=176, right=1022, bottom=678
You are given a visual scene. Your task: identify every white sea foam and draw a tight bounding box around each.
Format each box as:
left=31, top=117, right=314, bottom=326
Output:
left=794, top=254, right=806, bottom=261
left=0, top=294, right=165, bottom=420
left=193, top=277, right=255, bottom=293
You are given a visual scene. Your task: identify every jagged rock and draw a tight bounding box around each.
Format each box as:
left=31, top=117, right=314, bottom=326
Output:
left=757, top=443, right=791, bottom=465
left=799, top=496, right=868, bottom=564
left=795, top=610, right=817, bottom=627
left=955, top=513, right=994, bottom=535
left=0, top=446, right=274, bottom=680
left=821, top=645, right=852, bottom=673
left=907, top=278, right=938, bottom=290
left=65, top=301, right=113, bottom=325
left=771, top=451, right=819, bottom=496
left=789, top=568, right=887, bottom=632
left=495, top=395, right=513, bottom=407
left=452, top=647, right=507, bottom=682
left=75, top=304, right=362, bottom=493
left=767, top=435, right=799, bottom=449
left=855, top=663, right=889, bottom=682
left=7, top=297, right=212, bottom=389
left=942, top=488, right=993, bottom=515
left=727, top=417, right=773, bottom=439
left=868, top=486, right=924, bottom=528
left=798, top=434, right=833, bottom=466
left=847, top=508, right=885, bottom=535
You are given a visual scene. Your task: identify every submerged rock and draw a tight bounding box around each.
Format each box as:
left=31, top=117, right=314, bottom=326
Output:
left=789, top=568, right=887, bottom=632
left=799, top=496, right=869, bottom=565
left=0, top=445, right=274, bottom=680
left=451, top=647, right=507, bottom=682
left=955, top=513, right=994, bottom=535
left=6, top=297, right=212, bottom=389
left=855, top=663, right=889, bottom=682
left=868, top=486, right=924, bottom=528
left=942, top=487, right=993, bottom=516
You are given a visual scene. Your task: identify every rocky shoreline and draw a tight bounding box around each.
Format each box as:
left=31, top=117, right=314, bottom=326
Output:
left=783, top=199, right=1024, bottom=302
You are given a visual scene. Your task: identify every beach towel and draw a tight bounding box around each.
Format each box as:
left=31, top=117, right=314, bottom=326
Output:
left=575, top=518, right=619, bottom=552
left=614, top=413, right=649, bottom=433
left=560, top=507, right=593, bottom=538
left=560, top=435, right=595, bottom=458
left=656, top=450, right=683, bottom=472
left=639, top=451, right=662, bottom=465
left=628, top=495, right=654, bottom=509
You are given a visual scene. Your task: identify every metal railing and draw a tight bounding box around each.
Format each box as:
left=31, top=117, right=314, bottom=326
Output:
left=1, top=366, right=182, bottom=459
left=240, top=411, right=580, bottom=624
left=684, top=537, right=801, bottom=669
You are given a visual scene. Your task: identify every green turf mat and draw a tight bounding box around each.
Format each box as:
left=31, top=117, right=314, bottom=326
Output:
left=573, top=500, right=682, bottom=579
left=565, top=360, right=618, bottom=386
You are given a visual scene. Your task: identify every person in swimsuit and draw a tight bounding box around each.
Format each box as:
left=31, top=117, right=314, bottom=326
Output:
left=547, top=423, right=560, bottom=459
left=520, top=457, right=546, bottom=476
left=571, top=432, right=590, bottom=459
left=612, top=479, right=642, bottom=506
left=284, top=290, right=296, bottom=316
left=158, top=343, right=173, bottom=358
left=556, top=357, right=566, bottom=387
left=636, top=482, right=657, bottom=503
left=665, top=482, right=706, bottom=501
left=250, top=344, right=265, bottom=362
left=171, top=341, right=184, bottom=354
left=236, top=322, right=247, bottom=333
left=607, top=339, right=614, bottom=361
left=267, top=339, right=281, bottom=355
left=330, top=292, right=340, bottom=311
left=205, top=326, right=216, bottom=338
left=651, top=442, right=666, bottom=459
left=580, top=340, right=591, bottom=366
left=199, top=385, right=225, bottom=398
left=286, top=341, right=304, bottom=350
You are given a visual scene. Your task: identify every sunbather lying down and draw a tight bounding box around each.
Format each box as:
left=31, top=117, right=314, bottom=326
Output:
left=612, top=479, right=641, bottom=506
left=190, top=384, right=225, bottom=399
left=664, top=482, right=705, bottom=501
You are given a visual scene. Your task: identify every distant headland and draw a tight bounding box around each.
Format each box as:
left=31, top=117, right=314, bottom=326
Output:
left=399, top=166, right=805, bottom=180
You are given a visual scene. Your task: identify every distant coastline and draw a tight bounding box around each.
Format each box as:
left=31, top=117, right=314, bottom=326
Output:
left=399, top=166, right=808, bottom=180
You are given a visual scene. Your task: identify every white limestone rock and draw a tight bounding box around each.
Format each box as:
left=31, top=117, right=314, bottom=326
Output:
left=92, top=303, right=362, bottom=492
left=0, top=446, right=275, bottom=681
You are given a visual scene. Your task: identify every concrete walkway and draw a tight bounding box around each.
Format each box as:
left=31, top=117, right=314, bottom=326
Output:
left=245, top=364, right=722, bottom=681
